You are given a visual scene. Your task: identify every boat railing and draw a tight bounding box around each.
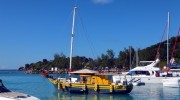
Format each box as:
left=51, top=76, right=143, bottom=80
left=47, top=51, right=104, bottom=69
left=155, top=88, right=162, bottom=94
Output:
left=57, top=78, right=66, bottom=82
left=134, top=78, right=141, bottom=82
left=129, top=78, right=136, bottom=83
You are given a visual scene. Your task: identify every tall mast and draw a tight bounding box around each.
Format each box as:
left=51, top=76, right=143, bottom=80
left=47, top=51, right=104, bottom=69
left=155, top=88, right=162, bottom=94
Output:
left=69, top=5, right=77, bottom=72
left=136, top=49, right=139, bottom=67
left=167, top=12, right=170, bottom=65
left=129, top=46, right=132, bottom=70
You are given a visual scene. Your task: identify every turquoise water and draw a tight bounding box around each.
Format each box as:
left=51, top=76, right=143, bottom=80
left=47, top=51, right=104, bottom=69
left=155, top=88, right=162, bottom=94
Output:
left=0, top=70, right=180, bottom=100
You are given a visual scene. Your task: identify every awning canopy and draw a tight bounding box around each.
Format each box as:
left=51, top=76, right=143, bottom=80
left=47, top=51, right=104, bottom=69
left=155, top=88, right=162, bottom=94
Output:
left=69, top=69, right=98, bottom=74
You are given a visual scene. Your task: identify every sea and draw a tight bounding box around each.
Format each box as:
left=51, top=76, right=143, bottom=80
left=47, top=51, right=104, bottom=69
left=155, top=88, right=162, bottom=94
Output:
left=0, top=70, right=180, bottom=100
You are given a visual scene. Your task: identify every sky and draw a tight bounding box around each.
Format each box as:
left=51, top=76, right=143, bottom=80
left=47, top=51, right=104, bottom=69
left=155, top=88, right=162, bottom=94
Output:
left=0, top=0, right=180, bottom=69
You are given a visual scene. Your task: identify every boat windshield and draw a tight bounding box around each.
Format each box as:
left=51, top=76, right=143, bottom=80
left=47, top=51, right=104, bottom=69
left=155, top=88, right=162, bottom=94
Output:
left=127, top=71, right=150, bottom=76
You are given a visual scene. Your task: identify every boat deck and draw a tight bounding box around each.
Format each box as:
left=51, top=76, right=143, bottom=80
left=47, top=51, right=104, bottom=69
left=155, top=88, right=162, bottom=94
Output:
left=0, top=92, right=30, bottom=99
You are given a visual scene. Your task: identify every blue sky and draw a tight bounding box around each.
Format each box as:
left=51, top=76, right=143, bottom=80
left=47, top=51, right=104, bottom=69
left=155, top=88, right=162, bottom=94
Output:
left=0, top=0, right=180, bottom=69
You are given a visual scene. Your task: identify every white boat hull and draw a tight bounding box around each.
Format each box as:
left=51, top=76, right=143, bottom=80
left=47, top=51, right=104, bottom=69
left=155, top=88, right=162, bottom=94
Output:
left=132, top=82, right=145, bottom=86
left=139, top=77, right=163, bottom=84
left=125, top=76, right=164, bottom=84
left=0, top=92, right=39, bottom=100
left=162, top=78, right=180, bottom=87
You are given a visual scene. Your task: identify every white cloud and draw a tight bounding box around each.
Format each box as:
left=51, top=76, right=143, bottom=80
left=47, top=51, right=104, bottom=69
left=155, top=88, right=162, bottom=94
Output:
left=92, top=0, right=114, bottom=5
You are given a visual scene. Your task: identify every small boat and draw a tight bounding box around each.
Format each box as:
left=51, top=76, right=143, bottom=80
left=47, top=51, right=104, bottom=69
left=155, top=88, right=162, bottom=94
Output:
left=41, top=70, right=49, bottom=78
left=124, top=58, right=162, bottom=84
left=0, top=79, right=39, bottom=100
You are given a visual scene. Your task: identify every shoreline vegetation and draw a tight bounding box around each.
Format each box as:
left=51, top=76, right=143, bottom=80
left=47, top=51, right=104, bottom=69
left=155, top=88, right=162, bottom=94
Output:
left=18, top=37, right=180, bottom=74
left=24, top=68, right=125, bottom=75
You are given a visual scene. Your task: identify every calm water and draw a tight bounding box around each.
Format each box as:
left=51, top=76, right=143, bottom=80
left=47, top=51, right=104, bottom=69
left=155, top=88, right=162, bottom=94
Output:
left=0, top=70, right=180, bottom=100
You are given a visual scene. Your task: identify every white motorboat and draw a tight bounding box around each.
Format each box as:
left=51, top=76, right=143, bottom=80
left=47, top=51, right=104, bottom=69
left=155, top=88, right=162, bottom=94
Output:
left=124, top=58, right=180, bottom=84
left=0, top=79, right=39, bottom=100
left=124, top=58, right=163, bottom=84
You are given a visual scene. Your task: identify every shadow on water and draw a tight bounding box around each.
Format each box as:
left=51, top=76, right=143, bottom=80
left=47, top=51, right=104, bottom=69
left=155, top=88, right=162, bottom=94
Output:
left=131, top=84, right=180, bottom=100
left=46, top=92, right=133, bottom=100
left=162, top=87, right=180, bottom=100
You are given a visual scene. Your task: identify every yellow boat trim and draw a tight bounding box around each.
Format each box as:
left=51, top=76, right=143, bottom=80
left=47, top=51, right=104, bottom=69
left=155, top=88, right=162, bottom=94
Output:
left=48, top=78, right=58, bottom=85
left=58, top=82, right=127, bottom=91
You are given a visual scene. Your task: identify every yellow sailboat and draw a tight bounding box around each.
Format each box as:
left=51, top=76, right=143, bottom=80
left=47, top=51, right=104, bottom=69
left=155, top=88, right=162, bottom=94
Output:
left=46, top=68, right=133, bottom=94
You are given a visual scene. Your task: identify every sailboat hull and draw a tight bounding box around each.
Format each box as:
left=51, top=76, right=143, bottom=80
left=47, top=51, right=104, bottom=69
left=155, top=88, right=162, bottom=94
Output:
left=55, top=82, right=133, bottom=94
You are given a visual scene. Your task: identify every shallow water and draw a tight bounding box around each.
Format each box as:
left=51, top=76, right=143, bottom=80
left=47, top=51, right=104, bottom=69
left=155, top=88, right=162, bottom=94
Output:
left=0, top=70, right=180, bottom=100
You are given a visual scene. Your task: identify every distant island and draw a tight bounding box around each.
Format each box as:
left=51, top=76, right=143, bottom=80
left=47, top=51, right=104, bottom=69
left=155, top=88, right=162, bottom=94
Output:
left=18, top=36, right=180, bottom=74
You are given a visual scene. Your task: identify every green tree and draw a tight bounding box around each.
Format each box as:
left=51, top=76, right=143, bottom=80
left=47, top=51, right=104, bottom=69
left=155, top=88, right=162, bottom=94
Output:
left=106, top=49, right=115, bottom=68
left=53, top=53, right=68, bottom=69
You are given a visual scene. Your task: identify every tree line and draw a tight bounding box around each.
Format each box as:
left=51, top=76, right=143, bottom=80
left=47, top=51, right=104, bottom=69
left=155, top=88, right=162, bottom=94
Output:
left=22, top=36, right=180, bottom=72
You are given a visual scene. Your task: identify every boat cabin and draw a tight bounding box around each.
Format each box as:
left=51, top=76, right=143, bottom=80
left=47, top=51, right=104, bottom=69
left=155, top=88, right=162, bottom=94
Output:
left=79, top=74, right=111, bottom=85
left=69, top=69, right=113, bottom=85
